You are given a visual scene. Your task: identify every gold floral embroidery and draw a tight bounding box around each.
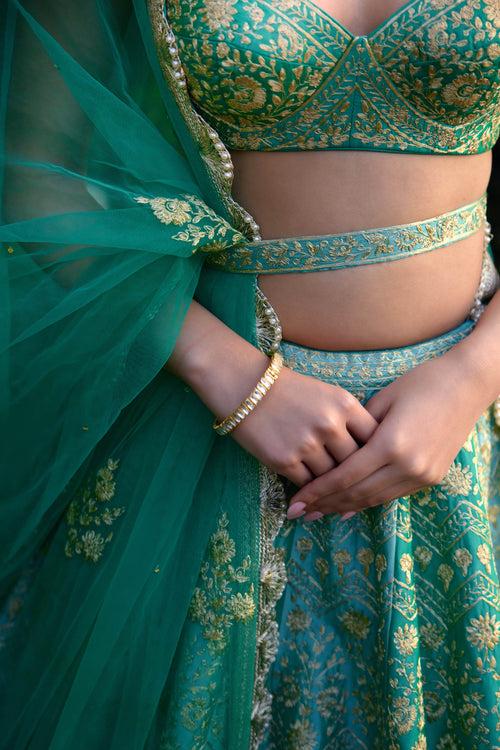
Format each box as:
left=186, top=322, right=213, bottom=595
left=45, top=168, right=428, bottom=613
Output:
left=166, top=0, right=499, bottom=153
left=201, top=0, right=237, bottom=31
left=375, top=552, right=388, bottom=581
left=414, top=545, right=433, bottom=570
left=287, top=607, right=312, bottom=632
left=394, top=624, right=419, bottom=655
left=420, top=623, right=445, bottom=650
left=437, top=562, right=455, bottom=592
left=483, top=0, right=500, bottom=25
left=157, top=509, right=261, bottom=749
left=453, top=546, right=473, bottom=575
left=370, top=0, right=500, bottom=149
left=477, top=542, right=492, bottom=572
left=442, top=73, right=487, bottom=108
left=357, top=546, right=375, bottom=576
left=442, top=461, right=474, bottom=495
left=147, top=0, right=262, bottom=240
left=228, top=76, right=267, bottom=113
left=285, top=718, right=317, bottom=749
left=134, top=193, right=244, bottom=250
left=64, top=458, right=124, bottom=563
left=400, top=552, right=414, bottom=583
left=340, top=609, right=371, bottom=639
left=204, top=194, right=487, bottom=273
left=333, top=548, right=352, bottom=576
left=466, top=613, right=500, bottom=651
left=250, top=290, right=288, bottom=749
left=188, top=511, right=256, bottom=654
left=392, top=696, right=418, bottom=734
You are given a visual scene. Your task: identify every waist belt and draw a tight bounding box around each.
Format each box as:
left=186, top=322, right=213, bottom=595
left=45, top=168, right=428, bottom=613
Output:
left=205, top=193, right=487, bottom=274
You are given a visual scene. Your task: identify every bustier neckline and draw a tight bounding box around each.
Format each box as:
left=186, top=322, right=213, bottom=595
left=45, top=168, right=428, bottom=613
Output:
left=166, top=0, right=500, bottom=154
left=304, top=0, right=420, bottom=42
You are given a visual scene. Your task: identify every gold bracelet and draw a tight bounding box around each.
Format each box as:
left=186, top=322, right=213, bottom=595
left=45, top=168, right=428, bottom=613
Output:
left=212, top=351, right=284, bottom=436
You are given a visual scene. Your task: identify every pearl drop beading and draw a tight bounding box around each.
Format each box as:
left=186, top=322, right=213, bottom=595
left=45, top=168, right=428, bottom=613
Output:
left=469, top=219, right=498, bottom=323
left=164, top=30, right=187, bottom=88
left=495, top=396, right=500, bottom=427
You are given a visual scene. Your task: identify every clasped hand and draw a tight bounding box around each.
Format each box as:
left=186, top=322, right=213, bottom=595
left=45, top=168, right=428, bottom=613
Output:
left=231, top=350, right=488, bottom=522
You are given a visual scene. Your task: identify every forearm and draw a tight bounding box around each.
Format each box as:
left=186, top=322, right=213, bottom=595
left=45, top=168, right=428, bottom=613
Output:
left=165, top=299, right=271, bottom=419
left=440, top=288, right=500, bottom=407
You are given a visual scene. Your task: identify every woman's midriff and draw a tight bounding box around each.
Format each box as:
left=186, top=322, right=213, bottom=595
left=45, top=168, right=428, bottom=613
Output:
left=230, top=149, right=492, bottom=350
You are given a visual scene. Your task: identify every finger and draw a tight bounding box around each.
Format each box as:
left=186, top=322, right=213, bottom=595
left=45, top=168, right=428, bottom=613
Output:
left=344, top=479, right=417, bottom=514
left=346, top=400, right=380, bottom=444
left=288, top=441, right=386, bottom=508
left=308, top=464, right=401, bottom=514
left=283, top=461, right=315, bottom=488
left=322, top=478, right=418, bottom=518
left=302, top=446, right=337, bottom=477
left=303, top=510, right=325, bottom=522
left=324, top=429, right=359, bottom=463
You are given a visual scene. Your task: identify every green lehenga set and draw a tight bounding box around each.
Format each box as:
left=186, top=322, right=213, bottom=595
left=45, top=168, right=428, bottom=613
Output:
left=0, top=0, right=499, bottom=748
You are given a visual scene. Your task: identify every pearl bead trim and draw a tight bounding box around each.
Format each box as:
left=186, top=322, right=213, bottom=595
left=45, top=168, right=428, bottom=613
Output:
left=161, top=14, right=262, bottom=241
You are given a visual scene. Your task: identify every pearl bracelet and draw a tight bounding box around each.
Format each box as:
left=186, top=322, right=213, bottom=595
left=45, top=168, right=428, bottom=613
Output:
left=213, top=351, right=284, bottom=436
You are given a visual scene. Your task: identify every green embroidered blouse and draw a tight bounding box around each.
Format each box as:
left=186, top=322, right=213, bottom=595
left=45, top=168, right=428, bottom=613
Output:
left=167, top=0, right=500, bottom=153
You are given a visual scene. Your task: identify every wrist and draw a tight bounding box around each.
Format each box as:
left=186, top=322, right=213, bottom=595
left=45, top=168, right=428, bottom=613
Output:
left=182, top=328, right=272, bottom=419
left=440, top=337, right=500, bottom=410
left=164, top=301, right=272, bottom=416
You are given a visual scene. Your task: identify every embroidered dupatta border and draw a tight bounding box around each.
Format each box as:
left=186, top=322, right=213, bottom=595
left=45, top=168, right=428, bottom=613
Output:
left=250, top=279, right=289, bottom=748
left=146, top=3, right=288, bottom=747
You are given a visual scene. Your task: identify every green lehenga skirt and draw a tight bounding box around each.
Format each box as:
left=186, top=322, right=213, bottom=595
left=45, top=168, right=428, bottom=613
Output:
left=262, top=320, right=500, bottom=750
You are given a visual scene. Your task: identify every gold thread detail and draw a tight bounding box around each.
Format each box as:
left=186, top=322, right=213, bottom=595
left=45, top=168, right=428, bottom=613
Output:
left=205, top=193, right=486, bottom=273
left=134, top=193, right=244, bottom=250
left=146, top=0, right=261, bottom=240
left=64, top=458, right=125, bottom=563
left=188, top=511, right=256, bottom=654
left=250, top=284, right=288, bottom=748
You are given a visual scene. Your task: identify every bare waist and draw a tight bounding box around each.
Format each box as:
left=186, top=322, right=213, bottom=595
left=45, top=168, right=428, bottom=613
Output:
left=230, top=149, right=493, bottom=241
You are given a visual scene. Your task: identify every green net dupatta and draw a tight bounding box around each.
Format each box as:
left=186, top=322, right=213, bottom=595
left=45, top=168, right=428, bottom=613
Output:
left=0, top=1, right=280, bottom=747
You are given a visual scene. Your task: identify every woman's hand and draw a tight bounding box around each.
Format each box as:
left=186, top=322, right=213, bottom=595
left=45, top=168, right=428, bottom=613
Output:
left=229, top=364, right=379, bottom=488
left=286, top=346, right=495, bottom=520
left=164, top=299, right=378, bottom=490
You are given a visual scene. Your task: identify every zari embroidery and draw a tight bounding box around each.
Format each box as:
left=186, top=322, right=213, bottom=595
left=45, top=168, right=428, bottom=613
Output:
left=147, top=0, right=262, bottom=240
left=158, top=512, right=259, bottom=748
left=205, top=193, right=487, bottom=273
left=257, top=328, right=500, bottom=749
left=134, top=193, right=245, bottom=250
left=166, top=0, right=500, bottom=153
left=250, top=280, right=288, bottom=749
left=188, top=512, right=256, bottom=653
left=64, top=458, right=125, bottom=563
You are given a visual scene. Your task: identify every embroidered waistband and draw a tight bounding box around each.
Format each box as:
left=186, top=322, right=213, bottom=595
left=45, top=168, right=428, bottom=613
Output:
left=279, top=318, right=475, bottom=393
left=205, top=193, right=487, bottom=274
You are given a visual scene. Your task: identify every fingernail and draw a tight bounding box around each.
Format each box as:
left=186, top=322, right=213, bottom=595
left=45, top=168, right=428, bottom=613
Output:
left=287, top=502, right=306, bottom=519
left=303, top=511, right=324, bottom=522
left=340, top=511, right=357, bottom=521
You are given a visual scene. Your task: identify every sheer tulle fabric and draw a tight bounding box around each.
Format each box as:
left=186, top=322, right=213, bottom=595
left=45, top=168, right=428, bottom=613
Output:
left=0, top=2, right=263, bottom=747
